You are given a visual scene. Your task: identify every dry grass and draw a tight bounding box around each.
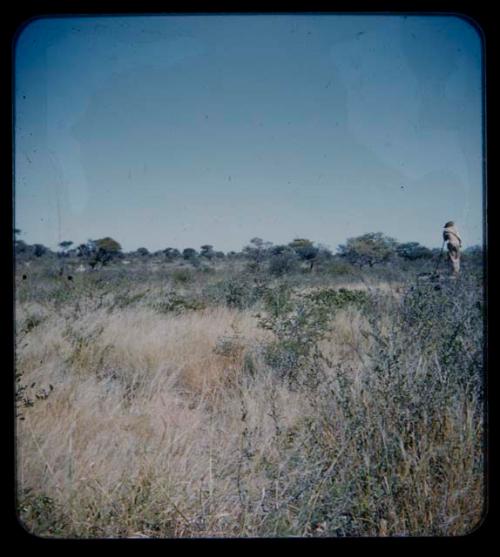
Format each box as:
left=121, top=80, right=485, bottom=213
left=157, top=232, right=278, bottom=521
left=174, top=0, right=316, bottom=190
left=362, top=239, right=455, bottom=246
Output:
left=15, top=265, right=485, bottom=538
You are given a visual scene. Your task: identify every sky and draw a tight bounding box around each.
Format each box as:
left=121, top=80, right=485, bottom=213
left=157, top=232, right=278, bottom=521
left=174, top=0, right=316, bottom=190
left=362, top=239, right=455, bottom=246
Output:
left=14, top=14, right=484, bottom=253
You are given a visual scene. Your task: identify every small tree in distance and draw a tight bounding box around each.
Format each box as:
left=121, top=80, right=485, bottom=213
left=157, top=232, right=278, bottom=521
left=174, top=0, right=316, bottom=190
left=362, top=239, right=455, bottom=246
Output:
left=396, top=242, right=433, bottom=261
left=183, top=248, right=199, bottom=267
left=33, top=244, right=48, bottom=257
left=288, top=238, right=320, bottom=271
left=200, top=245, right=215, bottom=260
left=164, top=248, right=181, bottom=261
left=243, top=237, right=273, bottom=272
left=58, top=241, right=73, bottom=258
left=268, top=245, right=299, bottom=276
left=90, top=237, right=122, bottom=267
left=338, top=232, right=397, bottom=268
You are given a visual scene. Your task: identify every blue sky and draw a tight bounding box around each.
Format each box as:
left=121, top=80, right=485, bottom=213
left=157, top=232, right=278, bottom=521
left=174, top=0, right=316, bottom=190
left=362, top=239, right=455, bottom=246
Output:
left=14, top=14, right=484, bottom=253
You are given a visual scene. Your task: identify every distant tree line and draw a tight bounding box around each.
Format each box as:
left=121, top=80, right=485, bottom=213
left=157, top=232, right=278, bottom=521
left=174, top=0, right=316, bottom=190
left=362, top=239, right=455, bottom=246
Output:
left=13, top=228, right=483, bottom=273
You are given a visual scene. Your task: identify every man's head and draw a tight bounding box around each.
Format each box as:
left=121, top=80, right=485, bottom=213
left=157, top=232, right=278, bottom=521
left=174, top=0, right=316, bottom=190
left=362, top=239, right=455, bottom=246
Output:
left=444, top=221, right=455, bottom=228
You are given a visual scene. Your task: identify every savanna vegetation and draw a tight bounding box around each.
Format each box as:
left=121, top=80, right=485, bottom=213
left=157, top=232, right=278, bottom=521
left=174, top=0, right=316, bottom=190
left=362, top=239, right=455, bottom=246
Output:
left=14, top=232, right=485, bottom=538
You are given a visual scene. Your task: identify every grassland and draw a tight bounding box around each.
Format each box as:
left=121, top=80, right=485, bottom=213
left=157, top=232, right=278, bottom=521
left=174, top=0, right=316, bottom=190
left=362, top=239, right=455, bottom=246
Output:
left=15, top=255, right=485, bottom=537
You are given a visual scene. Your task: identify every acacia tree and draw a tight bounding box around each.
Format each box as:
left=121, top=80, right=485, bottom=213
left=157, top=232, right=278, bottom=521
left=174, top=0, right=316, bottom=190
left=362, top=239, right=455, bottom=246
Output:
left=183, top=248, right=197, bottom=259
left=58, top=240, right=73, bottom=258
left=338, top=232, right=397, bottom=268
left=243, top=237, right=273, bottom=272
left=200, top=244, right=215, bottom=260
left=89, top=237, right=122, bottom=267
left=288, top=238, right=320, bottom=271
left=182, top=248, right=199, bottom=267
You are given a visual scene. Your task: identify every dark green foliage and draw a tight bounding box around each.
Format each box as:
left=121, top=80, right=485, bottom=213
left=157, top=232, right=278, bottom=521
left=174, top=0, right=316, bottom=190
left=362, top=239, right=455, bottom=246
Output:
left=77, top=242, right=93, bottom=257
left=303, top=287, right=368, bottom=311
left=204, top=278, right=262, bottom=309
left=288, top=238, right=320, bottom=269
left=396, top=242, right=433, bottom=261
left=268, top=246, right=299, bottom=276
left=338, top=232, right=397, bottom=268
left=94, top=237, right=122, bottom=253
left=15, top=239, right=29, bottom=254
left=33, top=244, right=48, bottom=257
left=243, top=237, right=273, bottom=272
left=182, top=248, right=197, bottom=260
left=326, top=258, right=355, bottom=277
left=163, top=247, right=181, bottom=261
left=58, top=241, right=73, bottom=258
left=93, top=237, right=122, bottom=266
left=258, top=285, right=369, bottom=382
left=171, top=268, right=194, bottom=285
left=182, top=248, right=200, bottom=267
left=200, top=245, right=215, bottom=260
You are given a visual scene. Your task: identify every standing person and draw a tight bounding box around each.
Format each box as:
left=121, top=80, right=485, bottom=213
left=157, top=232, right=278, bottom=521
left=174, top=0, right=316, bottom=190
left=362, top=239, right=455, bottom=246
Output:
left=443, top=221, right=462, bottom=276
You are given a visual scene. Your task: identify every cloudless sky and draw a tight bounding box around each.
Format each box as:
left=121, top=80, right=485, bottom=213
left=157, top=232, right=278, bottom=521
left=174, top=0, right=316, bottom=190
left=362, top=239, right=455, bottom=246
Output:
left=14, top=14, right=484, bottom=253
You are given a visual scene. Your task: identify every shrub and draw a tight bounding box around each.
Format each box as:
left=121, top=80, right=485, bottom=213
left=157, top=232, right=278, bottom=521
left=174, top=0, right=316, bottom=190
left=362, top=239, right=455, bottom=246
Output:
left=258, top=286, right=368, bottom=382
left=268, top=247, right=299, bottom=277
left=204, top=278, right=262, bottom=309
left=171, top=268, right=194, bottom=285
left=153, top=292, right=205, bottom=314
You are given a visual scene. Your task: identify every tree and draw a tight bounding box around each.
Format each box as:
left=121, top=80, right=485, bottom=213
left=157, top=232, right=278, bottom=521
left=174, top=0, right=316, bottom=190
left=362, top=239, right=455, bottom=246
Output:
left=136, top=247, right=149, bottom=256
left=338, top=232, right=397, bottom=268
left=91, top=237, right=122, bottom=266
left=163, top=247, right=181, bottom=261
left=200, top=244, right=215, bottom=260
left=33, top=244, right=48, bottom=257
left=94, top=237, right=122, bottom=254
left=396, top=242, right=433, bottom=261
left=315, top=244, right=334, bottom=265
left=243, top=237, right=272, bottom=271
left=268, top=245, right=299, bottom=276
left=77, top=242, right=94, bottom=258
left=58, top=240, right=73, bottom=258
left=288, top=238, right=320, bottom=270
left=15, top=240, right=28, bottom=255
left=183, top=248, right=197, bottom=260
left=182, top=248, right=199, bottom=266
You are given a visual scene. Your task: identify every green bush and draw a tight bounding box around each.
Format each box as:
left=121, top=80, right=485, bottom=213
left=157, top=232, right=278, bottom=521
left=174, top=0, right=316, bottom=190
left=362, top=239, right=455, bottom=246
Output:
left=171, top=268, right=194, bottom=285
left=258, top=286, right=368, bottom=382
left=204, top=278, right=262, bottom=309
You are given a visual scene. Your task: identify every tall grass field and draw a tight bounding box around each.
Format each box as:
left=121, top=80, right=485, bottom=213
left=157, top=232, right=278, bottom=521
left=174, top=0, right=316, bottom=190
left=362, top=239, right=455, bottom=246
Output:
left=15, top=254, right=485, bottom=537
